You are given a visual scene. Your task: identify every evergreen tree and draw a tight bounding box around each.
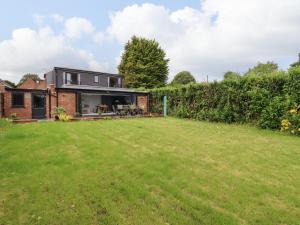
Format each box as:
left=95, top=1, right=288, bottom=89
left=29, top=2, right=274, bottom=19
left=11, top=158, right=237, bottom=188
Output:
left=118, top=36, right=169, bottom=88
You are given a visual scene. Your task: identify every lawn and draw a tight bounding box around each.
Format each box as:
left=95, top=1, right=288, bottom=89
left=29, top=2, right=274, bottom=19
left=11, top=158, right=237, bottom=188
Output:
left=0, top=118, right=299, bottom=225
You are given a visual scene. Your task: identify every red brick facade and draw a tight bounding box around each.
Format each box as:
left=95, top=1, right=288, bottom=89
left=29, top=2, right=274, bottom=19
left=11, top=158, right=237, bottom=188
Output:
left=3, top=92, right=32, bottom=119
left=0, top=77, right=149, bottom=119
left=137, top=95, right=148, bottom=113
left=18, top=78, right=46, bottom=90
left=48, top=85, right=57, bottom=118
left=57, top=91, right=76, bottom=116
left=0, top=83, right=4, bottom=117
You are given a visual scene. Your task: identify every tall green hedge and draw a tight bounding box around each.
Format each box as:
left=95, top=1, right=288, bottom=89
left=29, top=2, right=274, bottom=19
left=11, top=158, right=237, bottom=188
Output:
left=149, top=67, right=300, bottom=130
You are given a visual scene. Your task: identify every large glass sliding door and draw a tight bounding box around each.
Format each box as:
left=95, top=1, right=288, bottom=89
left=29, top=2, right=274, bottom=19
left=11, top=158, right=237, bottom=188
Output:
left=80, top=93, right=134, bottom=116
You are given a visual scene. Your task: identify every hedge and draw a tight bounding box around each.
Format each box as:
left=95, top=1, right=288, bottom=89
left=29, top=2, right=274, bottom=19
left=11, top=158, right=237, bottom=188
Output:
left=149, top=66, right=300, bottom=130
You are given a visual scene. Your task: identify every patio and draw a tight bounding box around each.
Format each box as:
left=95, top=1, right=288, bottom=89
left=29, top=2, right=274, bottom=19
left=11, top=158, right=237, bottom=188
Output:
left=80, top=93, right=144, bottom=116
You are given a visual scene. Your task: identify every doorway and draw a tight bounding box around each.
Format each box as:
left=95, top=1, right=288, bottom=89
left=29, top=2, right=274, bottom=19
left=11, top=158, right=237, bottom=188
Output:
left=32, top=93, right=46, bottom=119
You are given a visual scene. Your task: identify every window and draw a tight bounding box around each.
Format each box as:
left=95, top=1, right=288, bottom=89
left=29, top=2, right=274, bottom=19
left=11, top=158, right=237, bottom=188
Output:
left=108, top=77, right=118, bottom=87
left=64, top=73, right=80, bottom=85
left=94, top=75, right=99, bottom=83
left=12, top=92, right=24, bottom=108
left=32, top=94, right=45, bottom=108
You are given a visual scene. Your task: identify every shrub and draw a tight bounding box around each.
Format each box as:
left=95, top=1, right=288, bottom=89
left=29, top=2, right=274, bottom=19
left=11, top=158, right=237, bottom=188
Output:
left=53, top=107, right=66, bottom=116
left=74, top=112, right=81, bottom=117
left=258, top=96, right=288, bottom=129
left=52, top=106, right=72, bottom=121
left=58, top=113, right=72, bottom=122
left=281, top=106, right=300, bottom=135
left=10, top=113, right=17, bottom=120
left=149, top=68, right=300, bottom=131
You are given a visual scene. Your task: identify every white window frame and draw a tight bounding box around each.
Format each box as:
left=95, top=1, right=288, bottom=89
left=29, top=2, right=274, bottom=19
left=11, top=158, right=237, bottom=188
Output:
left=94, top=75, right=99, bottom=83
left=64, top=72, right=79, bottom=85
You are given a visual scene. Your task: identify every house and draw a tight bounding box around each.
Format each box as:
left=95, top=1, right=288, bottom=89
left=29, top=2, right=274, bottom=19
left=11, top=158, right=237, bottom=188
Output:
left=0, top=67, right=149, bottom=119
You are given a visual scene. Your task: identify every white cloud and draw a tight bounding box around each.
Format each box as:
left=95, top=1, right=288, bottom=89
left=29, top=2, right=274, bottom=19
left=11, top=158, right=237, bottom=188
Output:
left=51, top=14, right=64, bottom=23
left=0, top=26, right=107, bottom=82
left=64, top=17, right=94, bottom=39
left=93, top=32, right=106, bottom=44
left=105, top=1, right=300, bottom=81
left=2, top=1, right=300, bottom=83
left=33, top=14, right=45, bottom=26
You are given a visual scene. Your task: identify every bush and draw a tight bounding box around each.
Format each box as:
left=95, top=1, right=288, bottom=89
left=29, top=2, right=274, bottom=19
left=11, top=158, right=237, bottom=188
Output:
left=53, top=107, right=66, bottom=116
left=52, top=106, right=72, bottom=122
left=10, top=113, right=17, bottom=120
left=57, top=113, right=72, bottom=122
left=281, top=106, right=300, bottom=135
left=258, top=96, right=288, bottom=129
left=149, top=67, right=300, bottom=132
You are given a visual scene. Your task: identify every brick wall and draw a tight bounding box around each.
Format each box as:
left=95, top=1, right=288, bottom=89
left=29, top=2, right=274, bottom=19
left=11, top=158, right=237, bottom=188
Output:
left=58, top=91, right=76, bottom=116
left=4, top=92, right=32, bottom=119
left=19, top=78, right=46, bottom=90
left=48, top=85, right=57, bottom=118
left=137, top=95, right=148, bottom=113
left=0, top=83, right=4, bottom=117
left=0, top=93, right=3, bottom=117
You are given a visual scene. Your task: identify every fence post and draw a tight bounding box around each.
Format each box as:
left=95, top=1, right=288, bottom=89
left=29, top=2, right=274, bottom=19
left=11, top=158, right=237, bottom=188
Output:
left=163, top=96, right=167, bottom=117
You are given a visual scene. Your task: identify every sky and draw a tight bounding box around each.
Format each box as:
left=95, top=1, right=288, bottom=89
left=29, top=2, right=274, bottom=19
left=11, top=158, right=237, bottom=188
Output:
left=0, top=0, right=300, bottom=83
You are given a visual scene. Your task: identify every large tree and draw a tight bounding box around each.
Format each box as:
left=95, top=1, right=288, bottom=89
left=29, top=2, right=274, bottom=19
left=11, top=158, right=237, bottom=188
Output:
left=245, top=62, right=278, bottom=76
left=118, top=36, right=169, bottom=89
left=171, top=71, right=196, bottom=85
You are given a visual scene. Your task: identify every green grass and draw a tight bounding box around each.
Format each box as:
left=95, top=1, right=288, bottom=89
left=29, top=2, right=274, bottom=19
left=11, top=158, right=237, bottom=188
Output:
left=0, top=118, right=299, bottom=225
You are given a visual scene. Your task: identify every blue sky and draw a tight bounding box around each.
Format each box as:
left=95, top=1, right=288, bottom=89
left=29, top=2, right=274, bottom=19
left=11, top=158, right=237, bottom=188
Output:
left=0, top=0, right=299, bottom=82
left=0, top=0, right=200, bottom=39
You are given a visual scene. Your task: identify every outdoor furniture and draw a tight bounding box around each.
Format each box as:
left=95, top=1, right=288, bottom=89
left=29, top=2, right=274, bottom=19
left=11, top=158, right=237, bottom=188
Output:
left=97, top=104, right=108, bottom=114
left=116, top=104, right=125, bottom=116
left=112, top=104, right=144, bottom=116
left=82, top=104, right=90, bottom=114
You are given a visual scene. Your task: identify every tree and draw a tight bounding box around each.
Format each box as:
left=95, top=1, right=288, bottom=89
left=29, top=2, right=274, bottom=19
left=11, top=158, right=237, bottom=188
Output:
left=118, top=36, right=169, bottom=89
left=290, top=53, right=300, bottom=68
left=4, top=80, right=16, bottom=88
left=171, top=71, right=196, bottom=85
left=245, top=62, right=278, bottom=76
left=223, top=71, right=241, bottom=81
left=18, top=74, right=40, bottom=86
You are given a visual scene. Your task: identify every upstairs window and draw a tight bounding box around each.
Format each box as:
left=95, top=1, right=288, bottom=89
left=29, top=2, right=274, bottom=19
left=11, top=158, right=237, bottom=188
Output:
left=12, top=92, right=24, bottom=108
left=94, top=75, right=99, bottom=83
left=64, top=73, right=80, bottom=85
left=108, top=77, right=121, bottom=88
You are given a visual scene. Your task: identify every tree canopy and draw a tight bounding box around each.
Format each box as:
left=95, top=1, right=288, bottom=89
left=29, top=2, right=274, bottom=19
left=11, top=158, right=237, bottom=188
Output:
left=4, top=80, right=16, bottom=88
left=245, top=62, right=278, bottom=76
left=118, top=36, right=169, bottom=89
left=171, top=71, right=196, bottom=85
left=290, top=53, right=300, bottom=68
left=223, top=71, right=241, bottom=81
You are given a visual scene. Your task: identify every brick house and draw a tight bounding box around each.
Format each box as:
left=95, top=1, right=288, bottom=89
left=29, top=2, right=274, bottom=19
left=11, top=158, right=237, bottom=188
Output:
left=0, top=67, right=149, bottom=119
